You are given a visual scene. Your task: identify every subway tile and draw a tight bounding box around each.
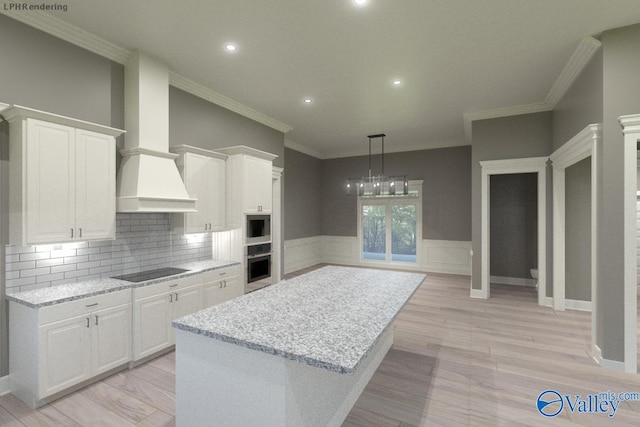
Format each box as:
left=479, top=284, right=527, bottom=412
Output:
left=89, top=240, right=113, bottom=248
left=90, top=266, right=113, bottom=275
left=89, top=252, right=112, bottom=262
left=51, top=277, right=77, bottom=287
left=6, top=261, right=36, bottom=272
left=5, top=271, right=20, bottom=280
left=50, top=249, right=77, bottom=258
left=5, top=254, right=20, bottom=263
left=20, top=267, right=51, bottom=277
left=36, top=258, right=65, bottom=268
left=6, top=276, right=36, bottom=288
left=19, top=283, right=48, bottom=293
left=65, top=269, right=89, bottom=279
left=101, top=257, right=123, bottom=267
left=76, top=261, right=102, bottom=270
left=5, top=246, right=35, bottom=255
left=51, top=264, right=77, bottom=274
left=64, top=255, right=89, bottom=264
left=77, top=247, right=102, bottom=256
left=37, top=273, right=65, bottom=283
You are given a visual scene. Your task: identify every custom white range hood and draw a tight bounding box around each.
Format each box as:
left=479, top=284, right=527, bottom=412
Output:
left=116, top=52, right=196, bottom=212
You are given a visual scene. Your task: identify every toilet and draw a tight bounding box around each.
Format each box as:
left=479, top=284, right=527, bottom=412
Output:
left=530, top=268, right=538, bottom=289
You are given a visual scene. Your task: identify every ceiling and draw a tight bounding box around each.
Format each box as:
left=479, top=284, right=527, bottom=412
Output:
left=43, top=1, right=640, bottom=158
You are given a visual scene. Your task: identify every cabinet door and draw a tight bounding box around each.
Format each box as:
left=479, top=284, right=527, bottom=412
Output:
left=184, top=153, right=211, bottom=233
left=170, top=285, right=203, bottom=344
left=75, top=129, right=116, bottom=241
left=92, top=304, right=131, bottom=375
left=26, top=119, right=76, bottom=244
left=202, top=280, right=225, bottom=309
left=134, top=293, right=172, bottom=361
left=39, top=315, right=91, bottom=398
left=243, top=156, right=272, bottom=213
left=222, top=275, right=243, bottom=302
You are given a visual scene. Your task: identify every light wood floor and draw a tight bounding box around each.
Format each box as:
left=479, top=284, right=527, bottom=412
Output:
left=2, top=265, right=640, bottom=426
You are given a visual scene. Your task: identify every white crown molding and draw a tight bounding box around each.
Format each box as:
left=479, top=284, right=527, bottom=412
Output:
left=619, top=113, right=640, bottom=134
left=324, top=139, right=469, bottom=160
left=1, top=10, right=132, bottom=64
left=284, top=139, right=326, bottom=159
left=2, top=10, right=293, bottom=135
left=545, top=36, right=602, bottom=108
left=463, top=36, right=601, bottom=142
left=169, top=73, right=293, bottom=135
left=463, top=102, right=551, bottom=141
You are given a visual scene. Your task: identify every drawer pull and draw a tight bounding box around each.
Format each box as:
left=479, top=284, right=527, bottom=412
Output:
left=85, top=303, right=99, bottom=308
left=175, top=292, right=179, bottom=301
left=170, top=294, right=173, bottom=303
left=169, top=284, right=178, bottom=288
left=86, top=317, right=90, bottom=328
left=220, top=272, right=226, bottom=276
left=95, top=315, right=99, bottom=325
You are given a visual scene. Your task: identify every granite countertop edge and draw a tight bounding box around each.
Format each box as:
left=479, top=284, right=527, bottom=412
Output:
left=173, top=270, right=426, bottom=375
left=6, top=260, right=241, bottom=308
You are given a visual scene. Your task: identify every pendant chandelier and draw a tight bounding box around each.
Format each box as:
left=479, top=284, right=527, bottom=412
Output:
left=345, top=134, right=409, bottom=197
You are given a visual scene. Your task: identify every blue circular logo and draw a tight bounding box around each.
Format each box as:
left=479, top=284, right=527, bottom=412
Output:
left=537, top=390, right=563, bottom=417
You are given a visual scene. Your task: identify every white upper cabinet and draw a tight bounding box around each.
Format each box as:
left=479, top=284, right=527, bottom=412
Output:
left=216, top=146, right=277, bottom=229
left=171, top=145, right=227, bottom=234
left=4, top=106, right=124, bottom=245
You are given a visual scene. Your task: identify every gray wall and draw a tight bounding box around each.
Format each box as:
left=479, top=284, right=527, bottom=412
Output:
left=598, top=23, right=640, bottom=361
left=489, top=173, right=538, bottom=279
left=284, top=148, right=322, bottom=240
left=319, top=146, right=471, bottom=240
left=552, top=49, right=603, bottom=151
left=471, top=112, right=552, bottom=291
left=565, top=157, right=591, bottom=302
left=0, top=14, right=125, bottom=378
left=169, top=87, right=284, bottom=168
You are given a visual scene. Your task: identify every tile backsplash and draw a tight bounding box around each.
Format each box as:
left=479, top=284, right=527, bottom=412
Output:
left=5, top=213, right=212, bottom=294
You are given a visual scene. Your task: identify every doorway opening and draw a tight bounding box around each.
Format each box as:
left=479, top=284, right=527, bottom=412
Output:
left=478, top=157, right=548, bottom=304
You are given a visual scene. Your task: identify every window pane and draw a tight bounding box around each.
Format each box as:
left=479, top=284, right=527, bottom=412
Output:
left=391, top=204, right=417, bottom=263
left=362, top=205, right=386, bottom=260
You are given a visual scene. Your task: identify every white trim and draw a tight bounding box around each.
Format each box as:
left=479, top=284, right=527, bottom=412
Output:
left=462, top=37, right=601, bottom=141
left=463, top=102, right=550, bottom=141
left=422, top=240, right=471, bottom=275
left=0, top=375, right=9, bottom=396
left=284, top=139, right=325, bottom=160
left=284, top=236, right=322, bottom=274
left=169, top=73, right=292, bottom=134
left=271, top=166, right=283, bottom=284
left=618, top=114, right=640, bottom=374
left=545, top=37, right=602, bottom=108
left=0, top=10, right=292, bottom=135
left=541, top=296, right=553, bottom=308
left=549, top=123, right=600, bottom=366
left=470, top=288, right=488, bottom=299
left=489, top=276, right=536, bottom=287
left=480, top=157, right=548, bottom=306
left=565, top=299, right=592, bottom=312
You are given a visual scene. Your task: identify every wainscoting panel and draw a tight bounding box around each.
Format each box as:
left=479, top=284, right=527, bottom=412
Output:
left=284, top=236, right=472, bottom=276
left=284, top=236, right=322, bottom=274
left=421, top=240, right=472, bottom=275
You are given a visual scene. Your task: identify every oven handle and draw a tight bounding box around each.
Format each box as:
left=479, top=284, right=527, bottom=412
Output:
left=246, top=252, right=273, bottom=259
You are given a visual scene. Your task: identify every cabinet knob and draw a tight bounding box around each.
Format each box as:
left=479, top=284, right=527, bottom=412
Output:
left=175, top=292, right=179, bottom=301
left=95, top=315, right=99, bottom=325
left=170, top=294, right=173, bottom=303
left=71, top=229, right=74, bottom=238
left=85, top=317, right=90, bottom=328
left=79, top=228, right=83, bottom=238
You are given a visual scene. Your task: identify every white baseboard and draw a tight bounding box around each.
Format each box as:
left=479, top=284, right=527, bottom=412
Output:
left=592, top=344, right=627, bottom=372
left=284, top=236, right=322, bottom=274
left=470, top=288, right=487, bottom=299
left=490, top=275, right=536, bottom=287
left=541, top=296, right=554, bottom=308
left=0, top=375, right=9, bottom=396
left=565, top=299, right=592, bottom=312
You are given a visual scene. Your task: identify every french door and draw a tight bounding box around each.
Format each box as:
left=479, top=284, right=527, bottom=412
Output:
left=360, top=199, right=418, bottom=264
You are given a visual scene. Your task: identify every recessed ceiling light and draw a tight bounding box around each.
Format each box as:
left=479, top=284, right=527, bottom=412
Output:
left=225, top=43, right=237, bottom=52
left=393, top=79, right=402, bottom=86
left=354, top=0, right=368, bottom=5
left=304, top=98, right=313, bottom=104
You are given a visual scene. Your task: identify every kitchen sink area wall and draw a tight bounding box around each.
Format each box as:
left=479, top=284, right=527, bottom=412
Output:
left=4, top=213, right=213, bottom=295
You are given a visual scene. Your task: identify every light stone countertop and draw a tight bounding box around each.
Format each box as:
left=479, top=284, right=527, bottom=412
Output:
left=6, top=259, right=240, bottom=308
left=172, top=265, right=426, bottom=374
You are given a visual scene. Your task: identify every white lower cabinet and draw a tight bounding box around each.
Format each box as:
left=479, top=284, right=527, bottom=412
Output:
left=9, top=290, right=131, bottom=408
left=202, top=265, right=243, bottom=308
left=132, top=275, right=202, bottom=361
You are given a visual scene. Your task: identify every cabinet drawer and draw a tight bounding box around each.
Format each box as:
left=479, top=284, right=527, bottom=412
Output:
left=134, top=274, right=199, bottom=300
left=202, top=265, right=241, bottom=282
left=39, top=289, right=131, bottom=326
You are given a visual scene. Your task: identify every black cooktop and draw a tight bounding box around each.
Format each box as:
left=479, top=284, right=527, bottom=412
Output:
left=112, top=267, right=190, bottom=283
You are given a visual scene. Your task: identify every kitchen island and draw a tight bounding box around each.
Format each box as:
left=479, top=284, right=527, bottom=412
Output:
left=172, top=265, right=425, bottom=427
